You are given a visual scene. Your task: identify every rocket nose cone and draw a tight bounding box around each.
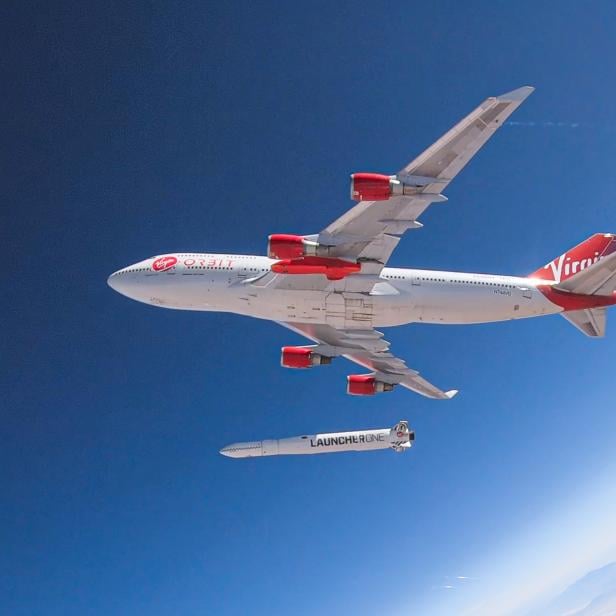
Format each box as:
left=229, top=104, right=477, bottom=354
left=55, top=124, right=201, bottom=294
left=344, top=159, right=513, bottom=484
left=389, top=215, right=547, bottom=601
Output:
left=219, top=441, right=263, bottom=458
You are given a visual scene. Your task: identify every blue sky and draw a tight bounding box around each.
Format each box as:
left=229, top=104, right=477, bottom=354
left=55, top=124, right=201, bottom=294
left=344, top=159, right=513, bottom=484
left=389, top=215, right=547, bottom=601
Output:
left=3, top=2, right=616, bottom=614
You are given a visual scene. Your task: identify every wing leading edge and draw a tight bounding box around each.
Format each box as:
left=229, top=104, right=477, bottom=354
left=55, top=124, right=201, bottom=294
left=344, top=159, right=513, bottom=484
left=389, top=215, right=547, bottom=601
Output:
left=317, top=86, right=535, bottom=267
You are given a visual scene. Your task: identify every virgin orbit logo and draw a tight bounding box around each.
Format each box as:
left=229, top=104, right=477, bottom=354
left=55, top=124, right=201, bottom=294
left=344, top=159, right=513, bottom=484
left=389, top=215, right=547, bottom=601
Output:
left=152, top=256, right=177, bottom=272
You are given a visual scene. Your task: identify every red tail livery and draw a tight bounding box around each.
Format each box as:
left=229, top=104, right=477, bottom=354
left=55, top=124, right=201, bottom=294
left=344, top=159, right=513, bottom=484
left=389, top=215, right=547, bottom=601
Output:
left=531, top=233, right=616, bottom=283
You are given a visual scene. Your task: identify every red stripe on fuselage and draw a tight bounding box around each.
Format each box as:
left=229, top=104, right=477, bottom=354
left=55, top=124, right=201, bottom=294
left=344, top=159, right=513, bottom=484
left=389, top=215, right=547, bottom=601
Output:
left=537, top=285, right=616, bottom=311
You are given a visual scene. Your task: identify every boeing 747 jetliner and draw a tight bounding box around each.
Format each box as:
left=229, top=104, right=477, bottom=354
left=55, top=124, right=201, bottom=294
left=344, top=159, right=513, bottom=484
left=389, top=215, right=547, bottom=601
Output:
left=108, top=86, right=616, bottom=399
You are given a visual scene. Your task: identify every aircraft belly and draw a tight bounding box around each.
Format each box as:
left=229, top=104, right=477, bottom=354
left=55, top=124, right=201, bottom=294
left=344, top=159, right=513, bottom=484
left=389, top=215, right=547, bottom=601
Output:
left=234, top=289, right=380, bottom=327
left=421, top=289, right=516, bottom=323
left=231, top=289, right=327, bottom=323
left=419, top=286, right=559, bottom=323
left=325, top=292, right=374, bottom=329
left=373, top=283, right=560, bottom=325
left=218, top=278, right=561, bottom=325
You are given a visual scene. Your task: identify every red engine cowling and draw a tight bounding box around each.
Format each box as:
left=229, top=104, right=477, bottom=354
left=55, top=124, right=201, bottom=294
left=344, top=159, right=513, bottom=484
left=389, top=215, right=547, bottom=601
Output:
left=350, top=173, right=395, bottom=201
left=281, top=346, right=332, bottom=369
left=347, top=374, right=395, bottom=396
left=268, top=234, right=306, bottom=260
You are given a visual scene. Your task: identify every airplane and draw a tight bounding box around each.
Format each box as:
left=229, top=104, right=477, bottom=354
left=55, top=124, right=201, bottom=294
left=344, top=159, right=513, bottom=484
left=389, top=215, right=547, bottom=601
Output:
left=108, top=86, right=616, bottom=399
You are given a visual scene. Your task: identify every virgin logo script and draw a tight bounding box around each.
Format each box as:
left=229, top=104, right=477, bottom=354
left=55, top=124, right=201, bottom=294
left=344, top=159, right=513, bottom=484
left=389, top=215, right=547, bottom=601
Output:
left=544, top=253, right=600, bottom=283
left=152, top=256, right=178, bottom=272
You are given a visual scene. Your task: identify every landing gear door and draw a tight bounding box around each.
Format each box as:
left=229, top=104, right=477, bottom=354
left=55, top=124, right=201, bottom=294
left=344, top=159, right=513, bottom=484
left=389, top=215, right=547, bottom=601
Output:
left=325, top=293, right=374, bottom=329
left=325, top=292, right=346, bottom=328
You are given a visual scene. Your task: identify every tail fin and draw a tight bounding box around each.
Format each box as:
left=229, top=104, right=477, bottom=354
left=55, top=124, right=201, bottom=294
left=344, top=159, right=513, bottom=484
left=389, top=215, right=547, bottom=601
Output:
left=530, top=233, right=616, bottom=284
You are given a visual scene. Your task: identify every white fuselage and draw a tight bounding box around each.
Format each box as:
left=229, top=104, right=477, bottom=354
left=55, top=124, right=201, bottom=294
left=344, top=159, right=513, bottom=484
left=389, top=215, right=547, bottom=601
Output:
left=107, top=253, right=562, bottom=327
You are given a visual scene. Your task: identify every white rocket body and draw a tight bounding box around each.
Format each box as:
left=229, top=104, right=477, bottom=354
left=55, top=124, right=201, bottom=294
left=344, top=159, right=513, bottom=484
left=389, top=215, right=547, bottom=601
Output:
left=220, top=421, right=413, bottom=458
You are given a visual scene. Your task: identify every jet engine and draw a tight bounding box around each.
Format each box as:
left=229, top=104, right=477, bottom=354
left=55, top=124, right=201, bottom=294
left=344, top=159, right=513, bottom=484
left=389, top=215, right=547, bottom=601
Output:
left=267, top=234, right=323, bottom=260
left=281, top=346, right=332, bottom=369
left=350, top=172, right=425, bottom=201
left=347, top=374, right=395, bottom=396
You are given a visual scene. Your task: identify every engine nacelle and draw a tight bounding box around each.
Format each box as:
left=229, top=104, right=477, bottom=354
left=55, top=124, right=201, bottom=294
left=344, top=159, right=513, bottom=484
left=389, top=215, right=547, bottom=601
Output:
left=350, top=172, right=420, bottom=201
left=281, top=346, right=332, bottom=369
left=268, top=234, right=304, bottom=259
left=268, top=234, right=322, bottom=260
left=347, top=374, right=395, bottom=396
left=271, top=256, right=361, bottom=281
left=350, top=173, right=393, bottom=201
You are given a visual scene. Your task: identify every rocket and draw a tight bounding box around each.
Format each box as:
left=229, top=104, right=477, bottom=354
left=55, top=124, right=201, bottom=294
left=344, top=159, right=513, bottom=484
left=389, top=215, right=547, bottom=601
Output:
left=219, top=421, right=414, bottom=458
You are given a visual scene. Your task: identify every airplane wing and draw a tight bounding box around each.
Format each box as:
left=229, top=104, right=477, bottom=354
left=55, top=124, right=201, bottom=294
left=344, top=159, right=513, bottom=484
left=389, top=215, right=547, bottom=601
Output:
left=256, top=86, right=534, bottom=293
left=318, top=86, right=535, bottom=267
left=279, top=321, right=458, bottom=399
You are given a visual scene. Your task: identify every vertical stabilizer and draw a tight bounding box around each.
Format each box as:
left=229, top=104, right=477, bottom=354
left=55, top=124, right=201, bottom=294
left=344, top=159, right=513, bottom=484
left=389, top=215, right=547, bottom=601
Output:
left=531, top=233, right=616, bottom=284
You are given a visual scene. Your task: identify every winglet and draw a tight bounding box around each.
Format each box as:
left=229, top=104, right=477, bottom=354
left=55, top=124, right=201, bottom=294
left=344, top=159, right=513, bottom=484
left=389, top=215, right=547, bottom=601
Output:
left=445, top=389, right=459, bottom=399
left=496, top=86, right=535, bottom=102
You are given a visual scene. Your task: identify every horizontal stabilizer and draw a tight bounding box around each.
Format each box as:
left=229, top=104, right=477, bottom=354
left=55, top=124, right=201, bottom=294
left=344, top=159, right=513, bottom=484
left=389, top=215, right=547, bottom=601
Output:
left=532, top=233, right=616, bottom=290
left=555, top=249, right=616, bottom=296
left=561, top=308, right=606, bottom=337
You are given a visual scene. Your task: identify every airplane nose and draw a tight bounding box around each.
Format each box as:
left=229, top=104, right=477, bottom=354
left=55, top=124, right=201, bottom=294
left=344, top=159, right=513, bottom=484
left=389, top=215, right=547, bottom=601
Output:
left=107, top=270, right=126, bottom=293
left=107, top=268, right=137, bottom=297
left=107, top=271, right=119, bottom=291
left=219, top=444, right=247, bottom=458
left=107, top=258, right=175, bottom=305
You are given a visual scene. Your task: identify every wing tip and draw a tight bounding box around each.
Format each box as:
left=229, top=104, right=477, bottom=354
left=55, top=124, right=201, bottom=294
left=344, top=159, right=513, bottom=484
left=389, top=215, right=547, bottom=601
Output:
left=496, top=85, right=535, bottom=102
left=444, top=389, right=459, bottom=399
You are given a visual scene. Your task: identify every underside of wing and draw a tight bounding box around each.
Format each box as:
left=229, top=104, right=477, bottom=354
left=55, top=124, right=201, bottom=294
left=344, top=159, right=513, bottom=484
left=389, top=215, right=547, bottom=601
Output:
left=278, top=321, right=458, bottom=399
